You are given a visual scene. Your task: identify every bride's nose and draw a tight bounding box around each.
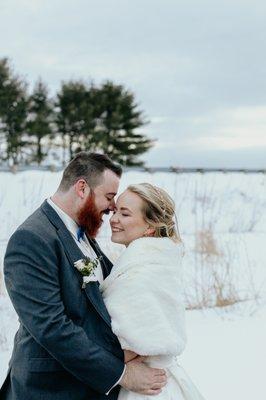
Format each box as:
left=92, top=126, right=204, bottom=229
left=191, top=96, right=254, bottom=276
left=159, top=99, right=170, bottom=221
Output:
left=110, top=212, right=118, bottom=224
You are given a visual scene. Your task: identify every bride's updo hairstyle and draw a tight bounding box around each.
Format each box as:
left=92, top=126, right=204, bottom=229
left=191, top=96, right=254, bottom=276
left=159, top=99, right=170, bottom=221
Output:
left=127, top=183, right=181, bottom=243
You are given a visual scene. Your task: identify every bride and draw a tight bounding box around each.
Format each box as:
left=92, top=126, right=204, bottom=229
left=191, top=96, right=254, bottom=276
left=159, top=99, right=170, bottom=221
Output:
left=100, top=183, right=205, bottom=400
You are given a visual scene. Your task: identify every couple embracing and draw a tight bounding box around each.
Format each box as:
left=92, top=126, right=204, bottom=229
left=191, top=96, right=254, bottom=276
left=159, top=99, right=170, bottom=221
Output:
left=0, top=152, right=205, bottom=400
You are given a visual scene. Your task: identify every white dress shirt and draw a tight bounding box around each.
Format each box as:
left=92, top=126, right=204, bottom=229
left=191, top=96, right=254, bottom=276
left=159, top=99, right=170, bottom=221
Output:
left=47, top=198, right=125, bottom=394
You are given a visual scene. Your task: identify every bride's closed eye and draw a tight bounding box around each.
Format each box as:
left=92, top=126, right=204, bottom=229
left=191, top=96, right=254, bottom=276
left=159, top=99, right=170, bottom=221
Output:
left=112, top=209, right=130, bottom=217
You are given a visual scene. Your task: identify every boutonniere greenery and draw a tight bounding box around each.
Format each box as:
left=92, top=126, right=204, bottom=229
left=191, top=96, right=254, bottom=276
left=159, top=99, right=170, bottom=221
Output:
left=74, top=256, right=103, bottom=288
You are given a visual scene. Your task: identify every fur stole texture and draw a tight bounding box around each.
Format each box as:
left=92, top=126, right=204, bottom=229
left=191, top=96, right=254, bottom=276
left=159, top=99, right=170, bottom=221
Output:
left=100, top=237, right=186, bottom=356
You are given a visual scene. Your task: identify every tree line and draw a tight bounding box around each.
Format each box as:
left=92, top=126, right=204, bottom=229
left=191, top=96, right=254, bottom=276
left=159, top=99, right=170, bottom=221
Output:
left=0, top=58, right=154, bottom=167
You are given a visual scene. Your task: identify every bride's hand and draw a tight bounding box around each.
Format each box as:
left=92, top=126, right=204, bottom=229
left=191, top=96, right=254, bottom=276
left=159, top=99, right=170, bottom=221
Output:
left=123, top=349, right=139, bottom=363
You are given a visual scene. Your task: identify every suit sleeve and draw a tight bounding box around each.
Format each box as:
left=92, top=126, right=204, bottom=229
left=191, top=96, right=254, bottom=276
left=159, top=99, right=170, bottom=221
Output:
left=4, top=228, right=124, bottom=394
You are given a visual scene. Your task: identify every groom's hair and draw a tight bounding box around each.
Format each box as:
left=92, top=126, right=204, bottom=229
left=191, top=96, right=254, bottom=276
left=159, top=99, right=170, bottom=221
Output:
left=58, top=152, right=122, bottom=192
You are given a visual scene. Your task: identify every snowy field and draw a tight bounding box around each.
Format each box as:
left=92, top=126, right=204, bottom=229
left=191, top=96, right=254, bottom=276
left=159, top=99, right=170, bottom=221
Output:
left=0, top=170, right=266, bottom=399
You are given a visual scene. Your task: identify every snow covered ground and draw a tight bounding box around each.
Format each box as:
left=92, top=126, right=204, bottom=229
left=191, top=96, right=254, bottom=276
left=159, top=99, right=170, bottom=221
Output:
left=0, top=170, right=266, bottom=399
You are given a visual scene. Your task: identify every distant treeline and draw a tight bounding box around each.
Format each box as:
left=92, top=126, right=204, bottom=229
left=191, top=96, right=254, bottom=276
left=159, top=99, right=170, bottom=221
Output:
left=0, top=58, right=154, bottom=167
left=0, top=165, right=265, bottom=174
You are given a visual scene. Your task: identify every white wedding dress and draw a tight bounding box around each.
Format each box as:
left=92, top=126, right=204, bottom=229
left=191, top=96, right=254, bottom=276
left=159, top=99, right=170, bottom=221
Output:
left=100, top=237, right=205, bottom=400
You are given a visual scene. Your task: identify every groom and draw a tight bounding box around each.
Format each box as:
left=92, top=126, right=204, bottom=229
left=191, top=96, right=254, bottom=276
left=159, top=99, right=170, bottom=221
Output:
left=0, top=152, right=167, bottom=400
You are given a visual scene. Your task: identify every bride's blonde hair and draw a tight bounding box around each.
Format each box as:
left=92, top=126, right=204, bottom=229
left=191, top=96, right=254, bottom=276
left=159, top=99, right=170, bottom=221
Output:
left=127, top=183, right=181, bottom=243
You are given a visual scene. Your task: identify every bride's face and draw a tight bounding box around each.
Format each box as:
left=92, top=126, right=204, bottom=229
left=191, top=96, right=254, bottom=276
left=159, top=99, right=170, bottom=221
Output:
left=110, top=190, right=152, bottom=247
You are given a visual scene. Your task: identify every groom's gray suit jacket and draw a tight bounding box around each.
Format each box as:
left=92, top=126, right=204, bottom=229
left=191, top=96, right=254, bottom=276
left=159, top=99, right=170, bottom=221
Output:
left=0, top=200, right=124, bottom=400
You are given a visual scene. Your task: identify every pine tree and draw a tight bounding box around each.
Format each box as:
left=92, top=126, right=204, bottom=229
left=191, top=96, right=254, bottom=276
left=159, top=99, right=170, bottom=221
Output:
left=0, top=59, right=10, bottom=161
left=55, top=79, right=154, bottom=166
left=55, top=81, right=96, bottom=162
left=93, top=81, right=153, bottom=166
left=27, top=79, right=53, bottom=165
left=77, top=84, right=103, bottom=153
left=0, top=58, right=28, bottom=165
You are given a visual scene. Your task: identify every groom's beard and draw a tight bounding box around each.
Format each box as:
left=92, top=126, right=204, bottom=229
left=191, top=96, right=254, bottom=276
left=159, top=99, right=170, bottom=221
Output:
left=77, top=191, right=102, bottom=239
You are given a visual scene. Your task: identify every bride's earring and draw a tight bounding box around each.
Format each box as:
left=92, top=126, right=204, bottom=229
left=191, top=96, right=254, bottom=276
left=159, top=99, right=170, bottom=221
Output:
left=144, top=226, right=156, bottom=238
left=143, top=229, right=148, bottom=237
left=143, top=226, right=150, bottom=237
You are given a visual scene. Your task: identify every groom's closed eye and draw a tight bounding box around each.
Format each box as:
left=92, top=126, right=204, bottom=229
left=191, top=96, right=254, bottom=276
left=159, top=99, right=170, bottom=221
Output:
left=106, top=192, right=116, bottom=201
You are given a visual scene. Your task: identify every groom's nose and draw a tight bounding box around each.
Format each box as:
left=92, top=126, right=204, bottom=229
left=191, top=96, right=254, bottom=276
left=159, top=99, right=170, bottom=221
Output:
left=108, top=199, right=116, bottom=211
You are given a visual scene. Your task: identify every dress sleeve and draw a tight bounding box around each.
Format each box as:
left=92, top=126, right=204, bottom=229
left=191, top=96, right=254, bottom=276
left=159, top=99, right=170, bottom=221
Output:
left=102, top=263, right=186, bottom=356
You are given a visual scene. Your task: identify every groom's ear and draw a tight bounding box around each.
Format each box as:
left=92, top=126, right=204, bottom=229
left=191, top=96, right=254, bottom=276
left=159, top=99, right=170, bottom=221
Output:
left=74, top=179, right=90, bottom=199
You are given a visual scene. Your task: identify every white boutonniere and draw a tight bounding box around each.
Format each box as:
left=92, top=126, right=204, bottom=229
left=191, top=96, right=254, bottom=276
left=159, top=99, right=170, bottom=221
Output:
left=74, top=256, right=103, bottom=288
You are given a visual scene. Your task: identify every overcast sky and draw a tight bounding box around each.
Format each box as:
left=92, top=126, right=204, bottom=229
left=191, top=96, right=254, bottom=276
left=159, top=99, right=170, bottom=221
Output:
left=0, top=0, right=265, bottom=167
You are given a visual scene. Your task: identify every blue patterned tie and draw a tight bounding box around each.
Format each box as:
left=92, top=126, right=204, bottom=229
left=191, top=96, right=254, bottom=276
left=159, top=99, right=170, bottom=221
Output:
left=77, top=226, right=86, bottom=242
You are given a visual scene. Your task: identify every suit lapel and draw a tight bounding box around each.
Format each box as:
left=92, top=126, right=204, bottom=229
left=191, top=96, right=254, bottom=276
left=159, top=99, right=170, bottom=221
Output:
left=41, top=200, right=111, bottom=327
left=88, top=238, right=111, bottom=279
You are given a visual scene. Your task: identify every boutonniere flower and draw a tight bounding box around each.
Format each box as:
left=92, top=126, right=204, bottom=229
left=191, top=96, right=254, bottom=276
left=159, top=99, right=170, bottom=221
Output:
left=74, top=256, right=103, bottom=288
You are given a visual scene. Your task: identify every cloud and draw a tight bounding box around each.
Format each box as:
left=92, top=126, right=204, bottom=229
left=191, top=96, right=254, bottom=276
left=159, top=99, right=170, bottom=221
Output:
left=0, top=0, right=265, bottom=166
left=143, top=105, right=266, bottom=165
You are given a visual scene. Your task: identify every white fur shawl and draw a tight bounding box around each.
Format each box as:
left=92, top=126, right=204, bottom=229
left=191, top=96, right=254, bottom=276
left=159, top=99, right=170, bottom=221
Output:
left=100, top=237, right=186, bottom=356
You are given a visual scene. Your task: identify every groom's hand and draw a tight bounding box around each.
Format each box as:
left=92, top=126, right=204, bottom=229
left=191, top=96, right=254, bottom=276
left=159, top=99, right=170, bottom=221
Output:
left=120, top=356, right=167, bottom=395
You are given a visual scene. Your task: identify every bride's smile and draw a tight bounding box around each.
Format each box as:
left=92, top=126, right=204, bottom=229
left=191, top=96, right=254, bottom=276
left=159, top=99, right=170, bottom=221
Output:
left=110, top=190, right=154, bottom=247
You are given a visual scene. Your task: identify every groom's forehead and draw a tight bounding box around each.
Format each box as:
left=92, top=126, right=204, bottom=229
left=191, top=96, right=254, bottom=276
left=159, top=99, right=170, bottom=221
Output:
left=98, top=169, right=120, bottom=192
